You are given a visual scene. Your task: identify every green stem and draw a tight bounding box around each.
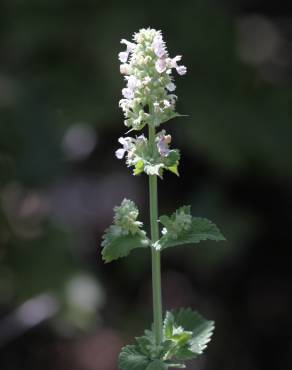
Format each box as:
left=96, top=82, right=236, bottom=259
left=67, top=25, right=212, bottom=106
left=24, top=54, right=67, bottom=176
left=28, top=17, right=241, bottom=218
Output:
left=148, top=124, right=163, bottom=346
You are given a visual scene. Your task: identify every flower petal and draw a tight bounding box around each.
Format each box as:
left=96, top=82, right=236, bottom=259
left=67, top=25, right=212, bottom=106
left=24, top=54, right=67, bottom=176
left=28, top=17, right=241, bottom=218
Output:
left=122, top=87, right=134, bottom=99
left=166, top=82, right=176, bottom=92
left=176, top=65, right=187, bottom=75
left=155, top=58, right=167, bottom=73
left=115, top=148, right=126, bottom=159
left=118, top=51, right=129, bottom=63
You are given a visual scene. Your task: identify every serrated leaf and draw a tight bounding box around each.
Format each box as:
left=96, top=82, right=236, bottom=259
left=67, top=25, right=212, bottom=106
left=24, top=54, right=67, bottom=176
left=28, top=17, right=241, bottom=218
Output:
left=146, top=360, right=167, bottom=370
left=119, top=345, right=150, bottom=370
left=101, top=199, right=149, bottom=263
left=172, top=308, right=215, bottom=360
left=163, top=311, right=175, bottom=338
left=163, top=150, right=180, bottom=168
left=136, top=335, right=151, bottom=356
left=102, top=231, right=149, bottom=263
left=159, top=206, right=225, bottom=250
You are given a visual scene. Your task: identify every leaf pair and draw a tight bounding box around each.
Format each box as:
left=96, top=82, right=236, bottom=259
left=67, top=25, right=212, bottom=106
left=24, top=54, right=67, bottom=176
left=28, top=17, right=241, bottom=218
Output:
left=119, top=308, right=215, bottom=370
left=101, top=201, right=225, bottom=263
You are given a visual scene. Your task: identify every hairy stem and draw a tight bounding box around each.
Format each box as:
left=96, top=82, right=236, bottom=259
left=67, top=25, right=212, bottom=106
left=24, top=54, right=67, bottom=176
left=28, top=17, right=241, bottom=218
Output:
left=148, top=124, right=163, bottom=346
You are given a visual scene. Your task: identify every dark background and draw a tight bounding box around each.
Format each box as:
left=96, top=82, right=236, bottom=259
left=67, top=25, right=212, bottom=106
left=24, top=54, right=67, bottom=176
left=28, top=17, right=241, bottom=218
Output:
left=1, top=1, right=292, bottom=369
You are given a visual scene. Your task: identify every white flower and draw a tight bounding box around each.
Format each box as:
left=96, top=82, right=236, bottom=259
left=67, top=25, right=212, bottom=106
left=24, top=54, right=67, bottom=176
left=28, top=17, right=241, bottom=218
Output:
left=119, top=99, right=130, bottom=110
left=166, top=82, right=176, bottom=92
left=152, top=35, right=166, bottom=58
left=120, top=63, right=131, bottom=75
left=144, top=163, right=164, bottom=176
left=161, top=227, right=168, bottom=235
left=122, top=88, right=134, bottom=99
left=163, top=99, right=171, bottom=108
left=118, top=39, right=136, bottom=63
left=136, top=134, right=147, bottom=143
left=118, top=51, right=129, bottom=63
left=115, top=137, right=133, bottom=159
left=118, top=29, right=187, bottom=130
left=115, top=148, right=126, bottom=159
left=171, top=55, right=182, bottom=67
left=121, top=39, right=136, bottom=52
left=156, top=131, right=171, bottom=157
left=170, top=55, right=187, bottom=75
left=155, top=58, right=167, bottom=73
left=126, top=75, right=140, bottom=90
left=168, top=94, right=177, bottom=104
left=176, top=65, right=187, bottom=75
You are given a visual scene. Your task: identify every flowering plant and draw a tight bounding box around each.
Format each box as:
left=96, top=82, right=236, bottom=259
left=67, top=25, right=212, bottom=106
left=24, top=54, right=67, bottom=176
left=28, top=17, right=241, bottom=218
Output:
left=101, top=28, right=225, bottom=370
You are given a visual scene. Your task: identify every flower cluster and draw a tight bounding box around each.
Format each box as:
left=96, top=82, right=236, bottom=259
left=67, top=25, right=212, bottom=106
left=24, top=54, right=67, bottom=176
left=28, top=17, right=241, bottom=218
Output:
left=116, top=28, right=186, bottom=178
left=115, top=130, right=180, bottom=177
left=161, top=206, right=192, bottom=239
left=118, top=28, right=187, bottom=130
left=113, top=199, right=144, bottom=236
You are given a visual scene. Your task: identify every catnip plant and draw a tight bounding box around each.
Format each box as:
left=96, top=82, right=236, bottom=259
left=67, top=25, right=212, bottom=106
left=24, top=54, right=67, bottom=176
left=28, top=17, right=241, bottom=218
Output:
left=101, top=28, right=225, bottom=370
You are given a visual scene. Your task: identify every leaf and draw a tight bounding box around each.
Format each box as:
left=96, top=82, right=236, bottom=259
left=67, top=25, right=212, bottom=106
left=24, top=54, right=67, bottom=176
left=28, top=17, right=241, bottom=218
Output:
left=162, top=308, right=215, bottom=361
left=133, top=159, right=144, bottom=175
left=163, top=311, right=175, bottom=338
left=163, top=150, right=180, bottom=168
left=101, top=230, right=149, bottom=263
left=172, top=308, right=215, bottom=360
left=146, top=360, right=168, bottom=370
left=160, top=112, right=187, bottom=125
left=136, top=335, right=152, bottom=356
left=167, top=164, right=179, bottom=176
left=101, top=199, right=149, bottom=263
left=119, top=345, right=150, bottom=370
left=159, top=206, right=225, bottom=250
left=164, top=150, right=180, bottom=177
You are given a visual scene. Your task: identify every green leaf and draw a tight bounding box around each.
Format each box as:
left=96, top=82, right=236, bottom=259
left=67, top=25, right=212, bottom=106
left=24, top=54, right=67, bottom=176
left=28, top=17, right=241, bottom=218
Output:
left=163, top=150, right=180, bottom=168
left=146, top=360, right=168, bottom=370
left=159, top=206, right=225, bottom=250
left=102, top=230, right=149, bottom=263
left=172, top=308, right=215, bottom=360
left=167, top=164, right=179, bottom=176
left=162, top=308, right=215, bottom=361
left=164, top=150, right=180, bottom=177
left=119, top=345, right=150, bottom=370
left=136, top=335, right=152, bottom=356
left=101, top=199, right=149, bottom=262
left=163, top=311, right=175, bottom=338
left=160, top=112, right=187, bottom=125
left=133, top=159, right=144, bottom=175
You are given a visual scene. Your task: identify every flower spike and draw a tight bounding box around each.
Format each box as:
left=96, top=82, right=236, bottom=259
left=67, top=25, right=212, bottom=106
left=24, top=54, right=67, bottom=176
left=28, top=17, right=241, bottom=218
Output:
left=118, top=28, right=187, bottom=131
left=102, top=28, right=225, bottom=370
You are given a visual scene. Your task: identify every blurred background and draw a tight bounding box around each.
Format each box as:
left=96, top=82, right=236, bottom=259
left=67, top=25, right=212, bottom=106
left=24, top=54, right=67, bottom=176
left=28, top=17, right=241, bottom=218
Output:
left=1, top=0, right=292, bottom=369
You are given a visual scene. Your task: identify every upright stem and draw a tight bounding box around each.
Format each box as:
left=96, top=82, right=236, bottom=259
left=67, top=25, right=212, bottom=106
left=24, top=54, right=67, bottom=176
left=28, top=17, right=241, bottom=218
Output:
left=148, top=124, right=163, bottom=346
